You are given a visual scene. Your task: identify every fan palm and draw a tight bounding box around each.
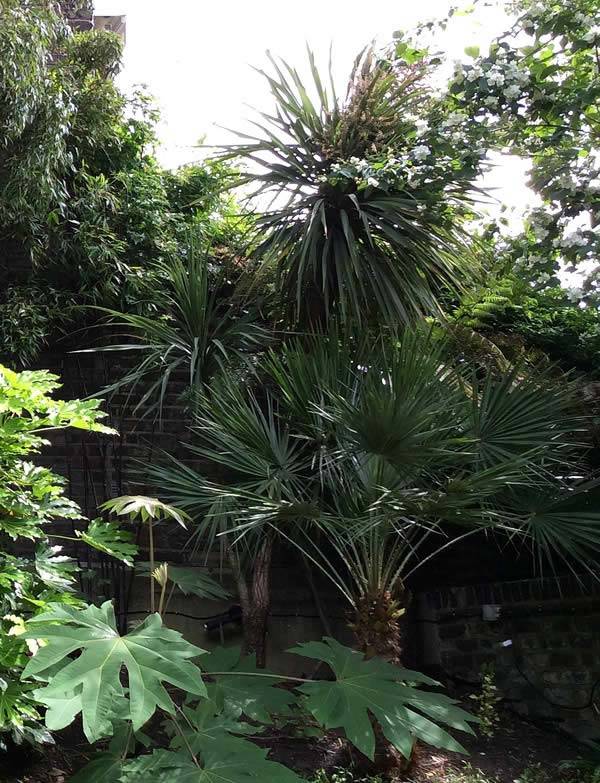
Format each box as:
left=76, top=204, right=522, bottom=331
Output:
left=86, top=243, right=269, bottom=416
left=150, top=330, right=600, bottom=669
left=219, top=48, right=478, bottom=328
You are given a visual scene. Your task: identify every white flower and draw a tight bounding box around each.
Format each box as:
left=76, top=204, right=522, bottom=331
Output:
left=588, top=178, right=600, bottom=193
left=349, top=156, right=360, bottom=164
left=442, top=112, right=465, bottom=130
left=583, top=26, right=600, bottom=43
left=532, top=226, right=549, bottom=241
left=412, top=144, right=431, bottom=161
left=484, top=96, right=499, bottom=108
left=567, top=285, right=583, bottom=303
left=503, top=84, right=521, bottom=101
left=557, top=173, right=576, bottom=191
left=466, top=66, right=483, bottom=82
left=415, top=119, right=429, bottom=136
left=561, top=230, right=588, bottom=248
left=367, top=177, right=380, bottom=188
left=527, top=2, right=545, bottom=17
left=453, top=62, right=465, bottom=82
left=487, top=69, right=505, bottom=87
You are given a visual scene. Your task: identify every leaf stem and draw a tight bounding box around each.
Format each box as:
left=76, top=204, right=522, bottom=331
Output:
left=206, top=671, right=313, bottom=684
left=148, top=519, right=155, bottom=613
left=47, top=534, right=78, bottom=542
left=171, top=713, right=200, bottom=768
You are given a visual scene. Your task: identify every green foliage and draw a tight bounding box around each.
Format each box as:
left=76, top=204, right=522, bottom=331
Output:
left=166, top=566, right=230, bottom=601
left=515, top=763, right=551, bottom=783
left=0, top=1, right=70, bottom=238
left=93, top=246, right=269, bottom=413
left=101, top=495, right=189, bottom=527
left=560, top=755, right=600, bottom=783
left=21, top=609, right=478, bottom=778
left=0, top=284, right=74, bottom=366
left=469, top=664, right=500, bottom=739
left=0, top=4, right=244, bottom=365
left=76, top=520, right=138, bottom=567
left=451, top=277, right=515, bottom=331
left=444, top=766, right=497, bottom=783
left=0, top=365, right=132, bottom=746
left=201, top=646, right=296, bottom=723
left=23, top=601, right=207, bottom=742
left=221, top=48, right=483, bottom=328
left=153, top=331, right=599, bottom=630
left=445, top=0, right=600, bottom=298
left=119, top=742, right=302, bottom=782
left=292, top=637, right=477, bottom=760
left=311, top=772, right=384, bottom=783
left=451, top=270, right=600, bottom=375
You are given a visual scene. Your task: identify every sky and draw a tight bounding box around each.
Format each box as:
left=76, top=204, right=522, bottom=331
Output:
left=93, top=0, right=536, bottom=217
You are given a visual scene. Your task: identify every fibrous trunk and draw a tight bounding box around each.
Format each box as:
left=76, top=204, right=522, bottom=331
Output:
left=350, top=588, right=405, bottom=662
left=350, top=588, right=409, bottom=778
left=229, top=536, right=273, bottom=669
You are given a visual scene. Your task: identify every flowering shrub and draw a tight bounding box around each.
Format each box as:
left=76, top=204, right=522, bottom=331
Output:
left=445, top=0, right=600, bottom=301
left=323, top=101, right=484, bottom=196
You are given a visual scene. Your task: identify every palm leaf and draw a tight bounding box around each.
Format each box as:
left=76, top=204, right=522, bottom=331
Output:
left=81, top=243, right=269, bottom=416
left=218, top=48, right=478, bottom=327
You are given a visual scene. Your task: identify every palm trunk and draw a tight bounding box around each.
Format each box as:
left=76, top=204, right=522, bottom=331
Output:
left=350, top=588, right=405, bottom=663
left=227, top=536, right=273, bottom=669
left=350, top=588, right=409, bottom=779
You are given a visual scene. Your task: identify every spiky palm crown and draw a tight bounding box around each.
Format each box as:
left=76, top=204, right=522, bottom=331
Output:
left=220, top=48, right=482, bottom=329
left=151, top=330, right=600, bottom=629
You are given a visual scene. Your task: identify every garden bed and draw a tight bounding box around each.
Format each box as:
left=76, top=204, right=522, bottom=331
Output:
left=5, top=708, right=583, bottom=783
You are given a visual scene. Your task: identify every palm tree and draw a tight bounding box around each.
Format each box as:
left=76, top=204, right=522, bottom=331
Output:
left=86, top=242, right=270, bottom=415
left=150, top=331, right=600, bottom=669
left=149, top=377, right=311, bottom=666
left=219, top=48, right=479, bottom=329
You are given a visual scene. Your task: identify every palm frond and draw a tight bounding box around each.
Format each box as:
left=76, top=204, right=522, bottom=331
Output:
left=219, top=48, right=478, bottom=328
left=83, top=244, right=269, bottom=416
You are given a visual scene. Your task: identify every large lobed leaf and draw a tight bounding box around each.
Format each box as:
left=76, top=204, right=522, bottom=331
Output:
left=76, top=519, right=138, bottom=566
left=119, top=742, right=302, bottom=783
left=201, top=646, right=294, bottom=723
left=291, top=637, right=478, bottom=760
left=22, top=601, right=206, bottom=741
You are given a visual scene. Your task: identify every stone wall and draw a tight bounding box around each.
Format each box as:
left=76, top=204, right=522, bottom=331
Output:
left=416, top=574, right=600, bottom=740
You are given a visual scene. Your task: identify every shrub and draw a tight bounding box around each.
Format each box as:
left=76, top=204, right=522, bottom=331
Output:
left=0, top=365, right=133, bottom=747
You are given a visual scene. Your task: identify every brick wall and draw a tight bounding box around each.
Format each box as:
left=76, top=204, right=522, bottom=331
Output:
left=24, top=350, right=600, bottom=693
left=417, top=574, right=600, bottom=741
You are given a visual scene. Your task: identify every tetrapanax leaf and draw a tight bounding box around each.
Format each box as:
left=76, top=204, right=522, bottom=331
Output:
left=34, top=544, right=78, bottom=590
left=69, top=752, right=124, bottom=783
left=168, top=566, right=230, bottom=601
left=201, top=646, right=294, bottom=723
left=100, top=495, right=189, bottom=527
left=290, top=637, right=478, bottom=760
left=121, top=741, right=303, bottom=782
left=137, top=564, right=229, bottom=601
left=169, top=692, right=257, bottom=747
left=22, top=601, right=206, bottom=741
left=76, top=519, right=138, bottom=566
